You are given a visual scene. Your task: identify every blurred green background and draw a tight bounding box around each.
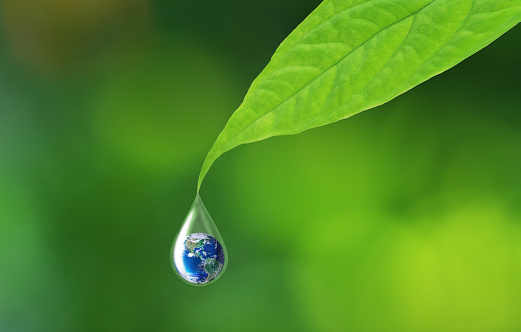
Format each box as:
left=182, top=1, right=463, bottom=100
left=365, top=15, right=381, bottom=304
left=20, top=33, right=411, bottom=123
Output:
left=1, top=1, right=521, bottom=331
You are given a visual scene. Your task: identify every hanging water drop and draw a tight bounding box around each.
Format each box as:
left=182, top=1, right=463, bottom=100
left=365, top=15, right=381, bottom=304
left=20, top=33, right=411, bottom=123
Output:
left=171, top=194, right=228, bottom=286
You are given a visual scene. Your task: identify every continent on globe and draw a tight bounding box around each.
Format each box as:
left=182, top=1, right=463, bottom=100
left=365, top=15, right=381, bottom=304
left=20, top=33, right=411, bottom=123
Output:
left=174, top=233, right=225, bottom=284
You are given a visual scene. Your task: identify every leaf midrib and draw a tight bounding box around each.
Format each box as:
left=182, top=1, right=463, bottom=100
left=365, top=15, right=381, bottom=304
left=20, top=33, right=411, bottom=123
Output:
left=219, top=0, right=437, bottom=150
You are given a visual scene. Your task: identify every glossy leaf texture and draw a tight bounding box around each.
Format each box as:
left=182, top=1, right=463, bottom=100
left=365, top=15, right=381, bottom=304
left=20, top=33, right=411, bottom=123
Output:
left=198, top=0, right=521, bottom=190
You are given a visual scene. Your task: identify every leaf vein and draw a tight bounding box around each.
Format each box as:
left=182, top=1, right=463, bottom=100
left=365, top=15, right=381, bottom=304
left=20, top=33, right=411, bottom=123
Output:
left=220, top=0, right=437, bottom=150
left=420, top=0, right=476, bottom=71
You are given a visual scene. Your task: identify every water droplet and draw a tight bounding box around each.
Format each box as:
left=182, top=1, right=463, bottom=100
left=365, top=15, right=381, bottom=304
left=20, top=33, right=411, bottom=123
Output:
left=171, top=194, right=228, bottom=286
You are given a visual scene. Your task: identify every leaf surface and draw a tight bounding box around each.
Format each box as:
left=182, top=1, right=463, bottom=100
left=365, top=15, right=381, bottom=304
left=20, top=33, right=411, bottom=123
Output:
left=198, top=0, right=521, bottom=190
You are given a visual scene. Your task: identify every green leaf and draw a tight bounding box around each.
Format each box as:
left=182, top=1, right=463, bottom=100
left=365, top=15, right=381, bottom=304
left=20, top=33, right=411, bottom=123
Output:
left=198, top=0, right=521, bottom=190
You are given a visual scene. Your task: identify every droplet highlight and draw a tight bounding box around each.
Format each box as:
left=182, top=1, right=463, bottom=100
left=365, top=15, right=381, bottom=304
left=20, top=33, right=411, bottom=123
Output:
left=171, top=194, right=227, bottom=286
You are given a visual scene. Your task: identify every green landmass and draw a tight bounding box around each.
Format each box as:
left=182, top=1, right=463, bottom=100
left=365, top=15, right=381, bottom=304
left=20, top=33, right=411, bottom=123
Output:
left=185, top=238, right=205, bottom=256
left=204, top=258, right=222, bottom=280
